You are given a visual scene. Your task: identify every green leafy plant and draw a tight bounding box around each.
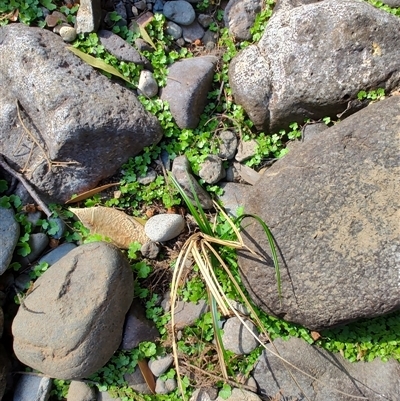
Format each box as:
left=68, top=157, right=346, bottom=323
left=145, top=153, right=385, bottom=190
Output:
left=357, top=87, right=385, bottom=101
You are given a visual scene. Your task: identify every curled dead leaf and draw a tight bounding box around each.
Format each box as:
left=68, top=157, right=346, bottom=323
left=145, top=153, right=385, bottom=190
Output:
left=70, top=206, right=149, bottom=249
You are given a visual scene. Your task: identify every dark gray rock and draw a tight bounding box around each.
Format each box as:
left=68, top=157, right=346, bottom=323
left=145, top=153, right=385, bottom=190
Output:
left=229, top=0, right=400, bottom=132
left=224, top=0, right=263, bottom=41
left=13, top=374, right=52, bottom=401
left=171, top=155, right=213, bottom=209
left=67, top=380, right=96, bottom=401
left=163, top=1, right=196, bottom=25
left=182, top=21, right=205, bottom=43
left=253, top=337, right=400, bottom=400
left=161, top=56, right=218, bottom=129
left=202, top=30, right=218, bottom=50
left=198, top=155, right=226, bottom=184
left=15, top=233, right=49, bottom=268
left=0, top=24, right=162, bottom=204
left=120, top=303, right=159, bottom=350
left=0, top=206, right=19, bottom=275
left=12, top=242, right=134, bottom=379
left=140, top=241, right=160, bottom=259
left=75, top=0, right=102, bottom=34
left=124, top=367, right=152, bottom=395
left=237, top=96, right=400, bottom=330
left=165, top=21, right=182, bottom=39
left=98, top=30, right=146, bottom=65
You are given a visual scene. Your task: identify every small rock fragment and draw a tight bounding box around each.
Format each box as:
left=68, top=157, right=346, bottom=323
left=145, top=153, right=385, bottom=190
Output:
left=221, top=317, right=259, bottom=355
left=182, top=20, right=205, bottom=43
left=235, top=139, right=258, bottom=162
left=163, top=1, right=196, bottom=25
left=165, top=21, right=183, bottom=39
left=138, top=70, right=159, bottom=98
left=76, top=0, right=102, bottom=34
left=218, top=130, right=237, bottom=160
left=155, top=377, right=177, bottom=394
left=140, top=241, right=160, bottom=259
left=67, top=380, right=96, bottom=401
left=198, top=155, right=226, bottom=184
left=0, top=207, right=20, bottom=275
left=59, top=26, right=77, bottom=42
left=149, top=354, right=174, bottom=376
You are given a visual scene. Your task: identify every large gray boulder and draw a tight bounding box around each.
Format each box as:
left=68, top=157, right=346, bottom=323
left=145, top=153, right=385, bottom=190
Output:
left=254, top=337, right=400, bottom=400
left=0, top=24, right=163, bottom=203
left=238, top=95, right=400, bottom=330
left=12, top=242, right=134, bottom=379
left=229, top=0, right=400, bottom=132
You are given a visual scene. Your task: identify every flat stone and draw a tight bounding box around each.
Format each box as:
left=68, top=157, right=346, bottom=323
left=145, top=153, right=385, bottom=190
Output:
left=253, top=337, right=400, bottom=400
left=12, top=242, right=134, bottom=379
left=182, top=20, right=205, bottom=43
left=0, top=207, right=19, bottom=275
left=145, top=213, right=185, bottom=242
left=98, top=30, right=145, bottom=64
left=238, top=96, right=400, bottom=330
left=173, top=299, right=208, bottom=329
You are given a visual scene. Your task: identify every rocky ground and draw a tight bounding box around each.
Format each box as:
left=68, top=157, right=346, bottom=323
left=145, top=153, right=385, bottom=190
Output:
left=1, top=0, right=400, bottom=400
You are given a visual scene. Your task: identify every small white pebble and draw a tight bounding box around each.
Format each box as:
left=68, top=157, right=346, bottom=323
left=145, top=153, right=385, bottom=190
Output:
left=59, top=26, right=77, bottom=42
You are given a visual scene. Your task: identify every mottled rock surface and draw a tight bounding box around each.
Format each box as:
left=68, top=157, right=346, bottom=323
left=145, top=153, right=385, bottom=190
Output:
left=0, top=24, right=162, bottom=203
left=254, top=337, right=400, bottom=400
left=12, top=242, right=134, bottom=379
left=229, top=0, right=400, bottom=131
left=238, top=96, right=400, bottom=330
left=0, top=206, right=19, bottom=275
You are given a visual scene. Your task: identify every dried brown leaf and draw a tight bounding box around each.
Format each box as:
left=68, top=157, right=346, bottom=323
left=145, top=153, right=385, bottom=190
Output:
left=138, top=359, right=156, bottom=394
left=70, top=206, right=148, bottom=249
left=65, top=182, right=121, bottom=204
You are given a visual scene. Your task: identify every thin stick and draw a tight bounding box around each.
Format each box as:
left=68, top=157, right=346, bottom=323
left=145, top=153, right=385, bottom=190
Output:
left=0, top=154, right=52, bottom=218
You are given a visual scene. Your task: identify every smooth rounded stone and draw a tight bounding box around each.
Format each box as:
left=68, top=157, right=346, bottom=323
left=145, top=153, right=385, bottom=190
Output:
left=218, top=130, right=237, bottom=160
left=124, top=367, right=152, bottom=395
left=224, top=0, right=263, bottom=41
left=0, top=206, right=20, bottom=275
left=98, top=30, right=145, bottom=64
left=216, top=388, right=261, bottom=401
left=120, top=303, right=159, bottom=350
left=138, top=70, right=159, bottom=98
left=67, top=380, right=96, bottom=401
left=39, top=242, right=77, bottom=266
left=145, top=213, right=185, bottom=242
left=0, top=345, right=11, bottom=400
left=235, top=139, right=258, bottom=162
left=198, top=155, right=226, bottom=184
left=59, top=26, right=77, bottom=42
left=171, top=155, right=213, bottom=209
left=154, top=0, right=164, bottom=12
left=76, top=0, right=102, bottom=33
left=53, top=22, right=71, bottom=35
left=254, top=337, right=400, bottom=400
left=165, top=21, right=182, bottom=39
left=148, top=354, right=173, bottom=376
left=221, top=317, right=259, bottom=355
left=197, top=14, right=213, bottom=28
left=163, top=1, right=196, bottom=25
left=155, top=377, right=177, bottom=394
left=140, top=241, right=160, bottom=259
left=12, top=242, right=134, bottom=379
left=13, top=374, right=52, bottom=401
left=182, top=20, right=205, bottom=43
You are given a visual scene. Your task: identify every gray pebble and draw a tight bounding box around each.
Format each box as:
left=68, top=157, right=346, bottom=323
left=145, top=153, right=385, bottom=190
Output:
left=198, top=14, right=213, bottom=28
left=235, top=139, right=258, bottom=162
left=67, top=380, right=96, bottom=401
left=145, top=214, right=185, bottom=242
left=138, top=71, right=159, bottom=98
left=0, top=207, right=20, bottom=275
left=182, top=20, right=205, bottom=43
left=198, top=155, right=226, bottom=184
left=38, top=242, right=77, bottom=266
left=140, top=241, right=160, bottom=259
left=155, top=377, right=177, bottom=394
left=221, top=317, right=259, bottom=355
left=148, top=354, right=173, bottom=376
left=218, top=130, right=237, bottom=160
